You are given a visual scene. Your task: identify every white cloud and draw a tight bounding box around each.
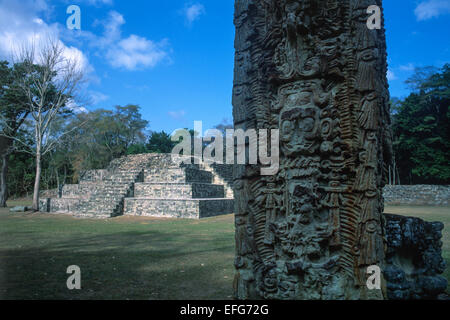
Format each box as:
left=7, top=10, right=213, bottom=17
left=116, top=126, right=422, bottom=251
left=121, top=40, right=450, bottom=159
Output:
left=415, top=0, right=450, bottom=21
left=107, top=35, right=169, bottom=70
left=0, top=1, right=168, bottom=73
left=66, top=99, right=88, bottom=114
left=68, top=10, right=170, bottom=71
left=86, top=0, right=113, bottom=5
left=62, top=45, right=92, bottom=73
left=184, top=3, right=205, bottom=25
left=168, top=110, right=186, bottom=120
left=0, top=0, right=91, bottom=73
left=97, top=11, right=125, bottom=46
left=63, top=0, right=113, bottom=6
left=399, top=63, right=415, bottom=71
left=387, top=70, right=397, bottom=81
left=88, top=91, right=109, bottom=105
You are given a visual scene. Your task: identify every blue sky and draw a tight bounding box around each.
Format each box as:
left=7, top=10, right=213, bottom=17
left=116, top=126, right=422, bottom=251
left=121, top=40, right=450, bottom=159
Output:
left=0, top=0, right=449, bottom=133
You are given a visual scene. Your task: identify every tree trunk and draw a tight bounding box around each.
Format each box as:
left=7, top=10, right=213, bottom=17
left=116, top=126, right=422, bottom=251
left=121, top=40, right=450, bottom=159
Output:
left=388, top=165, right=392, bottom=185
left=32, top=150, right=42, bottom=211
left=0, top=152, right=9, bottom=207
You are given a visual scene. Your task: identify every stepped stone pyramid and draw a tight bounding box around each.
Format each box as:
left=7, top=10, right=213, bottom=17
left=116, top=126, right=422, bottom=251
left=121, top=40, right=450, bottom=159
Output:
left=39, top=153, right=234, bottom=219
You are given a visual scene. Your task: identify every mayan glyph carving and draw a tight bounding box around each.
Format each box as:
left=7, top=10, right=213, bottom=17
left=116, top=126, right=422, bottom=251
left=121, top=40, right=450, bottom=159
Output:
left=232, top=0, right=393, bottom=299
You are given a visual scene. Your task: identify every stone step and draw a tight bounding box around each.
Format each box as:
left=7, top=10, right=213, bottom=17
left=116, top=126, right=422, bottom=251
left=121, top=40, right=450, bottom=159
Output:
left=41, top=198, right=121, bottom=217
left=144, top=168, right=213, bottom=184
left=105, top=178, right=137, bottom=183
left=39, top=198, right=84, bottom=213
left=123, top=198, right=234, bottom=219
left=104, top=188, right=130, bottom=192
left=134, top=183, right=225, bottom=199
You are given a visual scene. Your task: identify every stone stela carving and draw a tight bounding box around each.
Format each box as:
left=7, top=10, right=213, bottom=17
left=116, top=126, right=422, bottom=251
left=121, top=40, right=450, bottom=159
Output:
left=232, top=0, right=394, bottom=299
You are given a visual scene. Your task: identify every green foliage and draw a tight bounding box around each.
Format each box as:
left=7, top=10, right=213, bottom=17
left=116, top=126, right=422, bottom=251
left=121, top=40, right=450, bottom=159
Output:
left=5, top=103, right=188, bottom=196
left=0, top=61, right=30, bottom=149
left=146, top=131, right=176, bottom=153
left=61, top=105, right=149, bottom=180
left=126, top=144, right=148, bottom=155
left=1, top=60, right=63, bottom=138
left=7, top=152, right=35, bottom=197
left=392, top=64, right=450, bottom=184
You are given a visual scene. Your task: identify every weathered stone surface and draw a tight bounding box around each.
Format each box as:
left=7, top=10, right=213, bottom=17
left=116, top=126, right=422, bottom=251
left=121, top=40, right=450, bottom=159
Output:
left=123, top=155, right=234, bottom=219
left=384, top=214, right=448, bottom=299
left=232, top=0, right=393, bottom=300
left=124, top=198, right=234, bottom=219
left=79, top=169, right=108, bottom=182
left=41, top=154, right=152, bottom=217
left=384, top=185, right=450, bottom=206
left=40, top=153, right=234, bottom=219
left=9, top=206, right=30, bottom=212
left=144, top=167, right=213, bottom=184
left=134, top=183, right=225, bottom=199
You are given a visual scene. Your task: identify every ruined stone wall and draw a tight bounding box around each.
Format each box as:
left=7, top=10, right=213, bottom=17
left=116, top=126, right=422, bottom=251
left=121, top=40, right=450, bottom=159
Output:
left=384, top=214, right=448, bottom=299
left=41, top=153, right=235, bottom=219
left=79, top=169, right=108, bottom=182
left=61, top=183, right=99, bottom=199
left=39, top=197, right=83, bottom=214
left=124, top=198, right=234, bottom=219
left=211, top=163, right=234, bottom=185
left=232, top=0, right=393, bottom=300
left=384, top=185, right=450, bottom=206
left=134, top=183, right=225, bottom=199
left=39, top=188, right=59, bottom=198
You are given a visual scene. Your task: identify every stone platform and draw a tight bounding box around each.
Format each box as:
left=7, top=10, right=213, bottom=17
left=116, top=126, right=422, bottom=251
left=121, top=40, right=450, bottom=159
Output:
left=384, top=214, right=448, bottom=300
left=40, top=153, right=234, bottom=219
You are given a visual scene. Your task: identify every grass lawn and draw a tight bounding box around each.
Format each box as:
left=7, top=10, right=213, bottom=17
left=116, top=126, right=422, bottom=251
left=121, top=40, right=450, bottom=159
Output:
left=0, top=201, right=448, bottom=300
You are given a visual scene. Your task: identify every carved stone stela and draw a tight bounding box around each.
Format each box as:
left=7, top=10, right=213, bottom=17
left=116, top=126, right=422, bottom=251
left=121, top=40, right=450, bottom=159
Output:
left=232, top=0, right=393, bottom=299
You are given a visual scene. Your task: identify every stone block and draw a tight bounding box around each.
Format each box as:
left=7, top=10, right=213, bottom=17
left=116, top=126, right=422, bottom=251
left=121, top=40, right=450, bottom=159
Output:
left=134, top=183, right=225, bottom=199
left=385, top=213, right=448, bottom=299
left=123, top=198, right=234, bottom=219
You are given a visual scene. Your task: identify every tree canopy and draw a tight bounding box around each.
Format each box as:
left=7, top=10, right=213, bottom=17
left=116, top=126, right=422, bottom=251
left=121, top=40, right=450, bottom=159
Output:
left=391, top=64, right=450, bottom=184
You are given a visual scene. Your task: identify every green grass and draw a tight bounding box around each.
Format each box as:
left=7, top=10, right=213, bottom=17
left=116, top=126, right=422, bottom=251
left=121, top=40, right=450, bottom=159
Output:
left=0, top=202, right=448, bottom=300
left=0, top=203, right=235, bottom=300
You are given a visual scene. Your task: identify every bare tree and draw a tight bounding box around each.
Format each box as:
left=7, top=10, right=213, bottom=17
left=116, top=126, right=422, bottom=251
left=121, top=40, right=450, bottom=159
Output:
left=0, top=39, right=85, bottom=211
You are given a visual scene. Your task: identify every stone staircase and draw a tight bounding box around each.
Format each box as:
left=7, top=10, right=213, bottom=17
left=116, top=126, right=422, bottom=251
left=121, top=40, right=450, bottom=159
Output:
left=40, top=153, right=234, bottom=219
left=123, top=154, right=234, bottom=219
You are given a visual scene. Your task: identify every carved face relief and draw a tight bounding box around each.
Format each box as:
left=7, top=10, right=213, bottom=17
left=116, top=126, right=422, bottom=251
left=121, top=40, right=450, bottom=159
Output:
left=300, top=56, right=321, bottom=77
left=263, top=269, right=279, bottom=294
left=280, top=90, right=320, bottom=155
left=287, top=182, right=317, bottom=217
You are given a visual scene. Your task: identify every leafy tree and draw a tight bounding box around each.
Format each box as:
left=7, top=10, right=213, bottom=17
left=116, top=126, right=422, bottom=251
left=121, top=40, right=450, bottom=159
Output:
left=6, top=41, right=84, bottom=210
left=115, top=105, right=149, bottom=148
left=126, top=143, right=148, bottom=155
left=392, top=64, right=450, bottom=184
left=146, top=131, right=175, bottom=153
left=7, top=151, right=35, bottom=198
left=60, top=105, right=148, bottom=181
left=0, top=60, right=32, bottom=206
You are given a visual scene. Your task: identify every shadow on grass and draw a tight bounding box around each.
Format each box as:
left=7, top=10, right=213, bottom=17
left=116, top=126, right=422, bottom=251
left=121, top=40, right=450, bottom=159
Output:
left=0, top=228, right=235, bottom=300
